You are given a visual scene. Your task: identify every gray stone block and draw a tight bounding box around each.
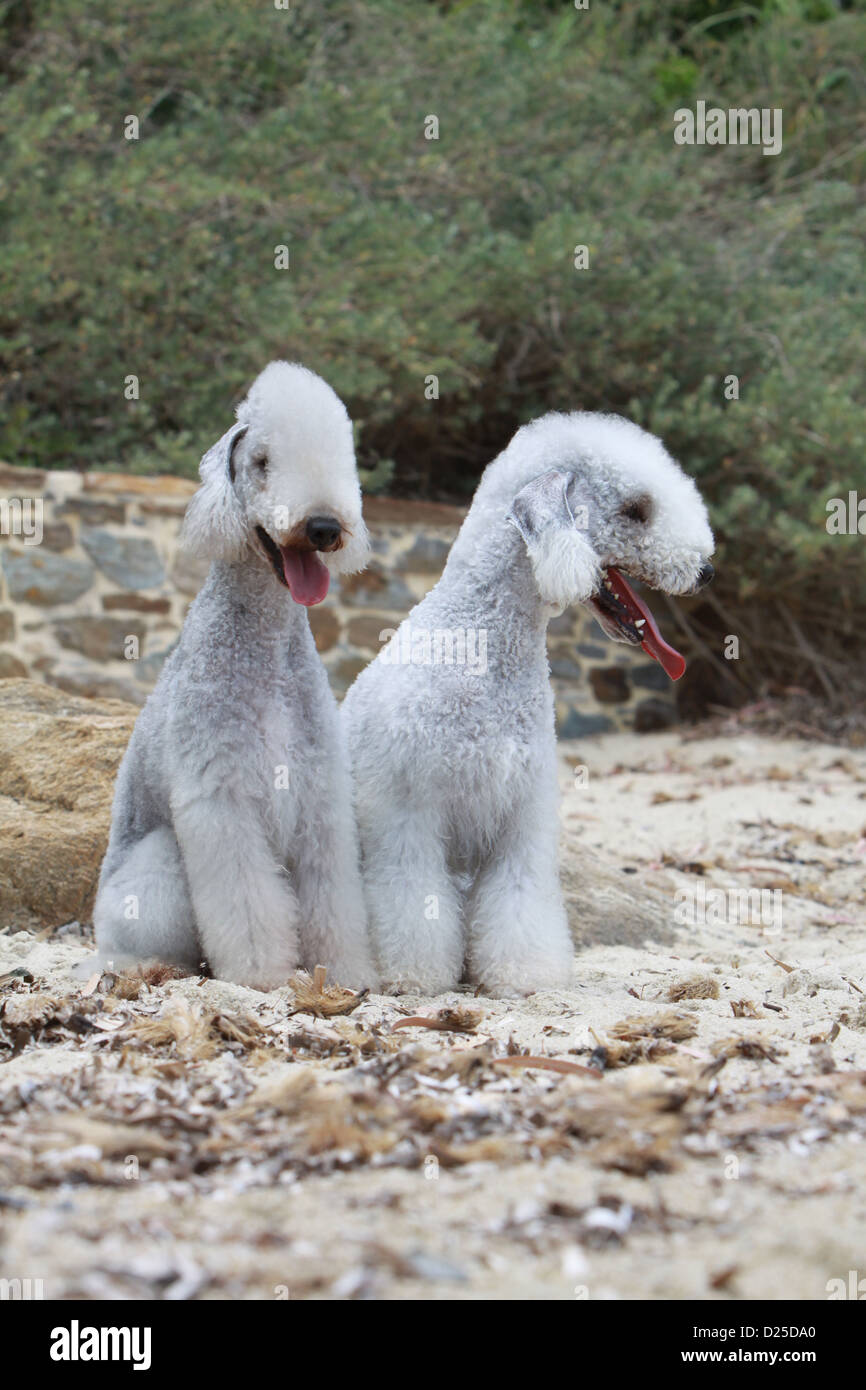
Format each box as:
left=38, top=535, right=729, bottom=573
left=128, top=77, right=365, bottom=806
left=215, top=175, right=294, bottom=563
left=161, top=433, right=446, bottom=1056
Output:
left=80, top=528, right=165, bottom=590
left=53, top=615, right=147, bottom=663
left=556, top=708, right=613, bottom=738
left=2, top=548, right=94, bottom=605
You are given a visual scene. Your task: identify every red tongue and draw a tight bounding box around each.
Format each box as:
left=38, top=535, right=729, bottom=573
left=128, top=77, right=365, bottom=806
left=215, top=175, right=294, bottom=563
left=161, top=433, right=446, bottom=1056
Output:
left=280, top=547, right=330, bottom=606
left=605, top=567, right=686, bottom=681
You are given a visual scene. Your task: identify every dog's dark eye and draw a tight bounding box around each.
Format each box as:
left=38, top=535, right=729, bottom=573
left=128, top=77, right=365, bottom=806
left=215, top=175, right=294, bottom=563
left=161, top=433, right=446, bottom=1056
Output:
left=621, top=494, right=651, bottom=524
left=252, top=454, right=268, bottom=474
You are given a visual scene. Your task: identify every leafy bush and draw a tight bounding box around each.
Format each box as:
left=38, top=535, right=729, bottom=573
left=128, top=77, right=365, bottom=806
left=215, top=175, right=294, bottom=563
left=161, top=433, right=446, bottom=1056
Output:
left=1, top=0, right=864, bottom=697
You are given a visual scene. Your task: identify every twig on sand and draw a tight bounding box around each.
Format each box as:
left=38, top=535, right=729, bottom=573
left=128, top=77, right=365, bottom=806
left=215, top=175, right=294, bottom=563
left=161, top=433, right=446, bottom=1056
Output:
left=493, top=1055, right=601, bottom=1078
left=764, top=950, right=796, bottom=974
left=391, top=1006, right=481, bottom=1034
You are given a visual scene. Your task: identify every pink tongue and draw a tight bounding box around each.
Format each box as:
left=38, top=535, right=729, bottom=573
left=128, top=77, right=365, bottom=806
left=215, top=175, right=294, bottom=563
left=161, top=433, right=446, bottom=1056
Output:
left=605, top=567, right=686, bottom=682
left=280, top=548, right=330, bottom=606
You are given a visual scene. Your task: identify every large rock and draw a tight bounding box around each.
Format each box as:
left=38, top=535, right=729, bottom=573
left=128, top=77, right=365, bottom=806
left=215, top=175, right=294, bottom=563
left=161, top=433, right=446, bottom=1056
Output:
left=562, top=848, right=674, bottom=948
left=0, top=679, right=137, bottom=930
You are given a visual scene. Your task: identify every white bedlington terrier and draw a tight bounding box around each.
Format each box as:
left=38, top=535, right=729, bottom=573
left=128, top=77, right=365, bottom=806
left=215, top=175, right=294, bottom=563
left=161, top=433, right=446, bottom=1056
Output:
left=92, top=361, right=378, bottom=991
left=343, top=412, right=714, bottom=996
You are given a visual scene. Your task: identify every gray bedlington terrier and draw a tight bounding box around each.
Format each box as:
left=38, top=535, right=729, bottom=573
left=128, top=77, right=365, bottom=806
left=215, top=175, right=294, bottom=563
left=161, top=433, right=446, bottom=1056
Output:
left=92, top=361, right=378, bottom=991
left=343, top=412, right=714, bottom=997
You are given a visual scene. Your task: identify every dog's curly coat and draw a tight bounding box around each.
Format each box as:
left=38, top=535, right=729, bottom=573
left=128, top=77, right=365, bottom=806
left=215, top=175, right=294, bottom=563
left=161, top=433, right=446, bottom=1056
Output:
left=343, top=412, right=715, bottom=996
left=93, top=362, right=377, bottom=991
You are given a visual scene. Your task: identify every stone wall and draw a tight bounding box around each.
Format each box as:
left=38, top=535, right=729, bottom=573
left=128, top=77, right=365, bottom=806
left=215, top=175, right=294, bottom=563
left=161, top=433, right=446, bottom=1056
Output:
left=0, top=464, right=675, bottom=735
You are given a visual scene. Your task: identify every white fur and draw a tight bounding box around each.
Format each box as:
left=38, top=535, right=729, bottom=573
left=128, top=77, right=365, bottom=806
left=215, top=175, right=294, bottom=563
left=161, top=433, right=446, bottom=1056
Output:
left=508, top=470, right=601, bottom=608
left=183, top=361, right=369, bottom=574
left=343, top=412, right=715, bottom=997
left=91, top=362, right=377, bottom=991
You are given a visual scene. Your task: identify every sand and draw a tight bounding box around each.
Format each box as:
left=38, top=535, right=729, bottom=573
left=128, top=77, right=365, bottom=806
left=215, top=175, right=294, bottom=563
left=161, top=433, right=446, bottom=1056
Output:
left=1, top=728, right=864, bottom=1301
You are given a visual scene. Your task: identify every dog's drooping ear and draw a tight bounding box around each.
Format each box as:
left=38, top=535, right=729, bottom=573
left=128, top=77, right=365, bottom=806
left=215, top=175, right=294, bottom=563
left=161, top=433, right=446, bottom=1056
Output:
left=507, top=469, right=600, bottom=609
left=182, top=421, right=250, bottom=561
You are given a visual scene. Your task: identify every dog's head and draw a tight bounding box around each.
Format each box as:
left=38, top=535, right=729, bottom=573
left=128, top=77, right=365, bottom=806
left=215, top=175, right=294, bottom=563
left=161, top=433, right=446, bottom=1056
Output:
left=183, top=361, right=369, bottom=605
left=502, top=413, right=715, bottom=679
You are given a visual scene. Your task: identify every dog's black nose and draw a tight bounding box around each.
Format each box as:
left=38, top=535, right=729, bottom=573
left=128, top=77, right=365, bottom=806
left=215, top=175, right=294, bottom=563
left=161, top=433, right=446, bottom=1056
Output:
left=694, top=561, right=714, bottom=590
left=305, top=516, right=342, bottom=550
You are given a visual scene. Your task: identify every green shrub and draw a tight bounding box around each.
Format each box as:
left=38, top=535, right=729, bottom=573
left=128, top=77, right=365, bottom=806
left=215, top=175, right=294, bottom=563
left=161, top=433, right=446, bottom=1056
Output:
left=0, top=0, right=863, bottom=695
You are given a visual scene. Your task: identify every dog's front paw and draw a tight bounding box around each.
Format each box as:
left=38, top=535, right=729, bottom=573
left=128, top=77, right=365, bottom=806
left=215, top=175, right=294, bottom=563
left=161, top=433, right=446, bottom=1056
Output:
left=381, top=975, right=456, bottom=997
left=475, top=966, right=573, bottom=999
left=314, top=952, right=380, bottom=994
left=221, top=963, right=299, bottom=993
left=475, top=979, right=534, bottom=999
left=333, top=967, right=381, bottom=994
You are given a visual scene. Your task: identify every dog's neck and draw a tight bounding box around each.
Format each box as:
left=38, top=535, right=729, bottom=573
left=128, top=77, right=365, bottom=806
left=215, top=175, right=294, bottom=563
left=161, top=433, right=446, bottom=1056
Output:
left=207, top=555, right=316, bottom=643
left=435, top=518, right=553, bottom=672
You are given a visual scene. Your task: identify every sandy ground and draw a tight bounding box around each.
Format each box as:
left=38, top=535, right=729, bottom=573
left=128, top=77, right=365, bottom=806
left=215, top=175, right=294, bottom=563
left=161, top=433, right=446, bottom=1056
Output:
left=1, top=728, right=865, bottom=1301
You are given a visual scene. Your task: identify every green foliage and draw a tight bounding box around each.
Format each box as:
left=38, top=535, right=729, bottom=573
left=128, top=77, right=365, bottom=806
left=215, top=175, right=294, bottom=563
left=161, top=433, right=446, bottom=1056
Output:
left=0, top=0, right=864, bottom=680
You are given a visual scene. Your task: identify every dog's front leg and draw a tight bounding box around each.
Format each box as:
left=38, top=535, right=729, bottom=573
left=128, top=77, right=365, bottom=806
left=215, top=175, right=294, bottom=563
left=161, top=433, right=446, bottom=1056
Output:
left=173, top=795, right=301, bottom=991
left=294, top=779, right=379, bottom=992
left=466, top=790, right=573, bottom=997
left=358, top=803, right=464, bottom=995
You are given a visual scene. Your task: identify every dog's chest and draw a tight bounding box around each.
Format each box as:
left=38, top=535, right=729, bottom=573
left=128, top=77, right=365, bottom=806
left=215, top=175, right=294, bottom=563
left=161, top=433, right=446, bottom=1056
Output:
left=431, top=684, right=555, bottom=855
left=255, top=666, right=337, bottom=848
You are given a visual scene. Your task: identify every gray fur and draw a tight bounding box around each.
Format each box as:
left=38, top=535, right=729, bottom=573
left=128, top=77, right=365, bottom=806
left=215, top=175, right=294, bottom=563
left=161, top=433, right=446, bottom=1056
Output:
left=342, top=411, right=715, bottom=997
left=92, top=362, right=377, bottom=991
